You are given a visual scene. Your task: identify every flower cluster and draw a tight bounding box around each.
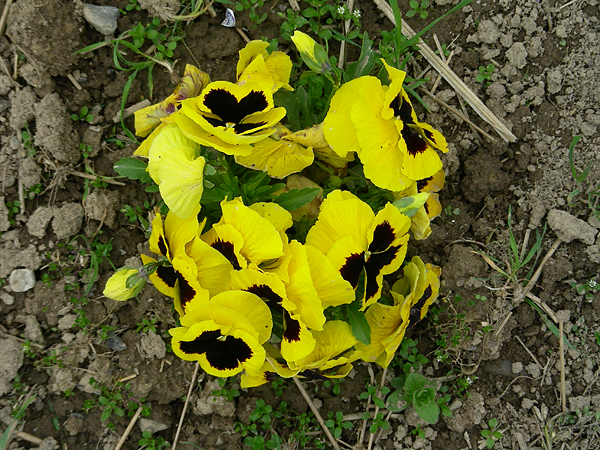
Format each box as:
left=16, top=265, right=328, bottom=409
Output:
left=104, top=32, right=447, bottom=384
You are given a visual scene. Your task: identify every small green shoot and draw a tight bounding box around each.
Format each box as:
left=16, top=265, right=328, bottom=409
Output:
left=138, top=431, right=170, bottom=450
left=406, top=0, right=430, bottom=19
left=476, top=63, right=495, bottom=84
left=71, top=106, right=94, bottom=123
left=324, top=411, right=353, bottom=439
left=480, top=417, right=503, bottom=448
left=137, top=317, right=157, bottom=333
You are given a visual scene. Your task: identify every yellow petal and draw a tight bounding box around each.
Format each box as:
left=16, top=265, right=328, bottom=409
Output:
left=305, top=244, right=354, bottom=308
left=220, top=198, right=285, bottom=265
left=210, top=290, right=273, bottom=344
left=235, top=134, right=314, bottom=179
left=285, top=241, right=325, bottom=331
left=323, top=77, right=377, bottom=157
left=157, top=151, right=205, bottom=219
left=305, top=192, right=374, bottom=255
left=236, top=40, right=270, bottom=79
left=147, top=123, right=199, bottom=184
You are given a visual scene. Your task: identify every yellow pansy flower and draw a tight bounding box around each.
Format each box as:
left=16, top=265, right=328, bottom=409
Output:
left=175, top=81, right=286, bottom=156
left=170, top=290, right=271, bottom=377
left=323, top=61, right=448, bottom=190
left=357, top=257, right=440, bottom=367
left=306, top=190, right=411, bottom=310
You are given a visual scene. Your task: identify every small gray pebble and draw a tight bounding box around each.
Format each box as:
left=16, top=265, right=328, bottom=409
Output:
left=9, top=268, right=36, bottom=292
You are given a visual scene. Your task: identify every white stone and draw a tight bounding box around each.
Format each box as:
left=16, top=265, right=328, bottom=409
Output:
left=9, top=268, right=36, bottom=292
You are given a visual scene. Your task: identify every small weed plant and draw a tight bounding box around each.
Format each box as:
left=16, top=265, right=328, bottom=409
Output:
left=476, top=63, right=495, bottom=84
left=480, top=417, right=503, bottom=449
left=71, top=106, right=94, bottom=123
left=406, top=0, right=430, bottom=19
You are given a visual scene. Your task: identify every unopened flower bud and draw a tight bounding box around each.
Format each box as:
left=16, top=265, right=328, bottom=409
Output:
left=103, top=268, right=146, bottom=301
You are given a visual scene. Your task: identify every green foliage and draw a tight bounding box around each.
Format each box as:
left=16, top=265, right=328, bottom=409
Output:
left=570, top=278, right=599, bottom=302
left=322, top=378, right=342, bottom=395
left=21, top=126, right=35, bottom=156
left=567, top=135, right=600, bottom=220
left=121, top=203, right=151, bottom=233
left=114, top=157, right=154, bottom=184
left=480, top=417, right=503, bottom=448
left=0, top=394, right=37, bottom=449
left=212, top=377, right=240, bottom=402
left=386, top=373, right=451, bottom=424
left=123, top=0, right=141, bottom=13
left=479, top=206, right=546, bottom=285
left=235, top=0, right=268, bottom=25
left=476, top=63, right=495, bottom=84
left=70, top=106, right=94, bottom=122
left=138, top=431, right=170, bottom=450
left=99, top=392, right=125, bottom=423
left=5, top=200, right=20, bottom=226
left=137, top=317, right=158, bottom=333
left=406, top=0, right=430, bottom=19
left=324, top=411, right=352, bottom=439
left=235, top=399, right=290, bottom=449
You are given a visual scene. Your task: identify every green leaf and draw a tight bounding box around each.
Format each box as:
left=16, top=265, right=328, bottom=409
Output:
left=403, top=373, right=426, bottom=396
left=113, top=157, right=152, bottom=183
left=273, top=188, right=320, bottom=211
left=488, top=417, right=498, bottom=428
left=481, top=429, right=491, bottom=437
left=346, top=301, right=371, bottom=345
left=414, top=398, right=439, bottom=424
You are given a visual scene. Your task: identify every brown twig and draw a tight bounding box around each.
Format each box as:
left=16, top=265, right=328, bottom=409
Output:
left=559, top=320, right=566, bottom=413
left=70, top=170, right=126, bottom=186
left=293, top=377, right=341, bottom=450
left=0, top=0, right=13, bottom=38
left=367, top=367, right=388, bottom=450
left=14, top=430, right=43, bottom=446
left=114, top=405, right=143, bottom=450
left=172, top=363, right=200, bottom=450
left=418, top=87, right=497, bottom=142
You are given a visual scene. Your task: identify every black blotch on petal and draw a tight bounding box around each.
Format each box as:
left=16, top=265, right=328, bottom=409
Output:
left=340, top=252, right=365, bottom=288
left=237, top=90, right=269, bottom=119
left=416, top=176, right=433, bottom=192
left=234, top=121, right=267, bottom=134
left=408, top=285, right=433, bottom=327
left=398, top=99, right=415, bottom=124
left=179, top=330, right=253, bottom=371
left=368, top=221, right=395, bottom=254
left=424, top=202, right=430, bottom=215
left=245, top=284, right=283, bottom=313
left=203, top=116, right=226, bottom=128
left=157, top=235, right=169, bottom=257
left=177, top=272, right=197, bottom=311
left=180, top=329, right=221, bottom=355
left=401, top=126, right=429, bottom=157
left=155, top=265, right=177, bottom=289
left=203, top=88, right=268, bottom=125
left=283, top=312, right=302, bottom=343
left=211, top=239, right=242, bottom=270
left=364, top=246, right=400, bottom=301
left=207, top=335, right=253, bottom=370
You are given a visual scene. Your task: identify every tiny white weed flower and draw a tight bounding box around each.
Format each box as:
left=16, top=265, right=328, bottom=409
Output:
left=337, top=5, right=346, bottom=14
left=353, top=9, right=361, bottom=18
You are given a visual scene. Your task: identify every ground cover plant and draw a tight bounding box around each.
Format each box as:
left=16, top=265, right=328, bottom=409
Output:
left=1, top=0, right=600, bottom=449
